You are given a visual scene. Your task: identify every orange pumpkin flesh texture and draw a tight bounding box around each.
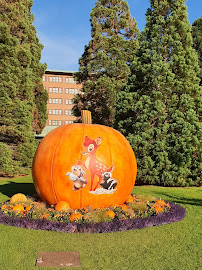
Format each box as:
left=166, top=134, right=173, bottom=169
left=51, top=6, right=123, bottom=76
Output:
left=32, top=123, right=137, bottom=210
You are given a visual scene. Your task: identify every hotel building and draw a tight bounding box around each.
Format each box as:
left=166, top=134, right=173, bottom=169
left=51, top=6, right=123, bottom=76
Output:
left=38, top=69, right=82, bottom=137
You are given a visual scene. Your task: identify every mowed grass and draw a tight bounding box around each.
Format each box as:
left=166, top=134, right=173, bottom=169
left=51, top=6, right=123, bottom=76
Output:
left=0, top=175, right=201, bottom=270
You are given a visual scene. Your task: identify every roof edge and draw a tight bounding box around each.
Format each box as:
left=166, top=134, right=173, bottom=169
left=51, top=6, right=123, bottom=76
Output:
left=45, top=69, right=77, bottom=75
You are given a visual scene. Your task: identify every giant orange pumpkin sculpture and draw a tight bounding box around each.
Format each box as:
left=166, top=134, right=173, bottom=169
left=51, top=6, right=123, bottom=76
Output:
left=32, top=111, right=137, bottom=209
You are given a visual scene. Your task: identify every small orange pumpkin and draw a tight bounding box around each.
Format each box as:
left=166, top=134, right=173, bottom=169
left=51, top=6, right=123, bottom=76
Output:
left=55, top=201, right=71, bottom=211
left=12, top=205, right=24, bottom=212
left=70, top=212, right=83, bottom=222
left=105, top=210, right=115, bottom=218
left=10, top=193, right=27, bottom=204
left=32, top=110, right=137, bottom=209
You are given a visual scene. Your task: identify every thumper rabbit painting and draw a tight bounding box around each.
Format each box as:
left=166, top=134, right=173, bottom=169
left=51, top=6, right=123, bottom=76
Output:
left=66, top=136, right=118, bottom=194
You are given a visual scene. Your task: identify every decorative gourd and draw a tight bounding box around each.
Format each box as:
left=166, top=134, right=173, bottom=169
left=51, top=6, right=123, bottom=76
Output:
left=10, top=193, right=27, bottom=204
left=12, top=205, right=24, bottom=212
left=32, top=110, right=137, bottom=209
left=55, top=201, right=71, bottom=211
left=105, top=210, right=115, bottom=219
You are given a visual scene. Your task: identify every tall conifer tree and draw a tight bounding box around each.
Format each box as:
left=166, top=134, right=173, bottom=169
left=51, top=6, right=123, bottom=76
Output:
left=192, top=16, right=202, bottom=86
left=115, top=0, right=202, bottom=186
left=0, top=0, right=47, bottom=175
left=73, top=0, right=139, bottom=126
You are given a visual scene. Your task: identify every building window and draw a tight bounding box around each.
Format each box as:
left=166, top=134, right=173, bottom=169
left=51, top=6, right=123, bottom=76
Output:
left=49, top=109, right=52, bottom=115
left=69, top=89, right=74, bottom=94
left=75, top=89, right=79, bottom=94
left=49, top=87, right=52, bottom=93
left=59, top=99, right=62, bottom=104
left=59, top=120, right=62, bottom=126
left=52, top=109, right=59, bottom=115
left=65, top=99, right=73, bottom=105
left=53, top=87, right=59, bottom=93
left=53, top=98, right=59, bottom=104
left=69, top=77, right=75, bottom=83
left=49, top=98, right=52, bottom=104
left=52, top=120, right=58, bottom=126
left=65, top=110, right=68, bottom=115
left=59, top=88, right=62, bottom=93
left=69, top=110, right=72, bottom=115
left=49, top=120, right=51, bottom=125
left=49, top=76, right=52, bottom=82
left=59, top=77, right=63, bottom=83
left=53, top=76, right=58, bottom=82
left=65, top=77, right=69, bottom=83
left=43, top=76, right=46, bottom=82
left=66, top=88, right=69, bottom=94
left=59, top=109, right=62, bottom=115
left=69, top=120, right=73, bottom=124
left=65, top=120, right=69, bottom=125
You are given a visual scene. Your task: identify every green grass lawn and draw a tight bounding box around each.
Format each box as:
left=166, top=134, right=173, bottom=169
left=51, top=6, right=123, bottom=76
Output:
left=0, top=175, right=201, bottom=270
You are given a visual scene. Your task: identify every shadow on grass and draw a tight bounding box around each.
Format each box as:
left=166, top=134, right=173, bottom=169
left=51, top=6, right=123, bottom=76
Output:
left=152, top=191, right=202, bottom=207
left=0, top=181, right=36, bottom=199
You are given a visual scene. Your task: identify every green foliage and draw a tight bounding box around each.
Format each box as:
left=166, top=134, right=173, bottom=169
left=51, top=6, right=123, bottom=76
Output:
left=0, top=0, right=47, bottom=175
left=115, top=0, right=202, bottom=187
left=192, top=16, right=202, bottom=86
left=73, top=0, right=139, bottom=126
left=0, top=142, right=19, bottom=176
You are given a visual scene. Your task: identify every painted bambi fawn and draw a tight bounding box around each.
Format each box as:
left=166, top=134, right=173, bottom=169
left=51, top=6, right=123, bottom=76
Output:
left=78, top=136, right=114, bottom=191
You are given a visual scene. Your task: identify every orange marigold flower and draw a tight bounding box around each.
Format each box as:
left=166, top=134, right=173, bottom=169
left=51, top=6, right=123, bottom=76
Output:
left=120, top=204, right=129, bottom=211
left=154, top=205, right=164, bottom=213
left=125, top=195, right=134, bottom=204
left=25, top=205, right=33, bottom=211
left=1, top=205, right=10, bottom=210
left=155, top=200, right=166, bottom=207
left=70, top=212, right=82, bottom=222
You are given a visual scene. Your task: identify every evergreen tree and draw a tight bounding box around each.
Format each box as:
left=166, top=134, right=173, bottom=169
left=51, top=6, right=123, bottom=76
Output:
left=192, top=16, right=202, bottom=86
left=0, top=0, right=47, bottom=175
left=115, top=0, right=202, bottom=186
left=73, top=0, right=139, bottom=126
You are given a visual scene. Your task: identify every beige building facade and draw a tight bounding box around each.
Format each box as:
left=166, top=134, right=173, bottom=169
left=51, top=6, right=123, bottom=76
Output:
left=38, top=69, right=82, bottom=137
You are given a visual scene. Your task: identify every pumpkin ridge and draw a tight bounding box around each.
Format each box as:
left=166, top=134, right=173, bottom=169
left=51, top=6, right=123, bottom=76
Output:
left=79, top=123, right=86, bottom=209
left=100, top=125, right=114, bottom=207
left=51, top=125, right=71, bottom=203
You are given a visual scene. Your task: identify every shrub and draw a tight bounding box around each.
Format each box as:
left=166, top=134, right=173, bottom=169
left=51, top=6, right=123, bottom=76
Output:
left=0, top=142, right=19, bottom=176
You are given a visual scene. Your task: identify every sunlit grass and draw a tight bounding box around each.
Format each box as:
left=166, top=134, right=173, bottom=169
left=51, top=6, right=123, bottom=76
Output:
left=0, top=175, right=201, bottom=270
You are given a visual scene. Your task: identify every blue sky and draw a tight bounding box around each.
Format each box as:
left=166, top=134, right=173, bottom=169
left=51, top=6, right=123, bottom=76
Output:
left=31, top=0, right=202, bottom=72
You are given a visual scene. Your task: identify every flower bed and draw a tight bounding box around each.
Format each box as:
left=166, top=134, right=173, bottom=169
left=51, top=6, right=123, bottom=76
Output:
left=0, top=194, right=186, bottom=233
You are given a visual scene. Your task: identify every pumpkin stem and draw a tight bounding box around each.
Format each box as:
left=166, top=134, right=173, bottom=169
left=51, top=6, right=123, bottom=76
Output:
left=81, top=110, right=92, bottom=124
